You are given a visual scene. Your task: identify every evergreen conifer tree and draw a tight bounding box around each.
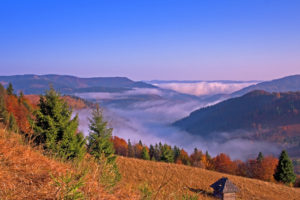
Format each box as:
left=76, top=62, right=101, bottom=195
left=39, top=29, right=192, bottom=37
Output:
left=149, top=144, right=155, bottom=160
left=34, top=87, right=85, bottom=160
left=257, top=152, right=264, bottom=162
left=160, top=144, right=174, bottom=163
left=141, top=146, right=150, bottom=160
left=6, top=83, right=14, bottom=95
left=274, top=150, right=296, bottom=185
left=87, top=105, right=115, bottom=162
left=127, top=139, right=134, bottom=157
left=8, top=113, right=18, bottom=133
left=0, top=84, right=8, bottom=124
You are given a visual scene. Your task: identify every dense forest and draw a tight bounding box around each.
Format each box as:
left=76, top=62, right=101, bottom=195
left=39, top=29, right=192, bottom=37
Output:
left=174, top=90, right=300, bottom=152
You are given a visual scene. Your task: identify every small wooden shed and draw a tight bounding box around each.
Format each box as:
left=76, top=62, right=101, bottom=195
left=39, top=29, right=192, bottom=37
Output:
left=210, top=177, right=239, bottom=200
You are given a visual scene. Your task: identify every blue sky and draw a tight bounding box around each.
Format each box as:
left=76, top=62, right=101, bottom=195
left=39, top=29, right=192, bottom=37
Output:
left=0, top=0, right=300, bottom=81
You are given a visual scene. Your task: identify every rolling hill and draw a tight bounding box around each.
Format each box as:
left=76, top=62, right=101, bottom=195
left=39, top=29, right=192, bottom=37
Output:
left=174, top=90, right=300, bottom=155
left=0, top=74, right=156, bottom=94
left=0, top=127, right=299, bottom=200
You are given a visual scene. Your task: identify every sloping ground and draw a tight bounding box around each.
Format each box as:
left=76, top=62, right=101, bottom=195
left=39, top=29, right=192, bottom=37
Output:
left=1, top=127, right=299, bottom=200
left=0, top=128, right=138, bottom=200
left=117, top=157, right=300, bottom=200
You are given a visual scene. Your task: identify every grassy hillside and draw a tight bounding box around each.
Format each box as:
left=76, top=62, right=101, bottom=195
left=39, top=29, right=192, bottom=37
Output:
left=0, top=128, right=300, bottom=200
left=117, top=157, right=300, bottom=200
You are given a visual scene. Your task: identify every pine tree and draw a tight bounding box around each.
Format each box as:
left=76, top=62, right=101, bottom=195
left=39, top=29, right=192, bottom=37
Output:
left=8, top=113, right=18, bottom=133
left=0, top=83, right=8, bottom=124
left=257, top=152, right=264, bottom=162
left=149, top=144, right=155, bottom=160
left=127, top=139, right=134, bottom=157
left=173, top=146, right=180, bottom=162
left=274, top=150, right=296, bottom=185
left=160, top=144, right=174, bottom=163
left=34, top=87, right=85, bottom=160
left=141, top=146, right=150, bottom=160
left=6, top=83, right=14, bottom=95
left=87, top=105, right=115, bottom=162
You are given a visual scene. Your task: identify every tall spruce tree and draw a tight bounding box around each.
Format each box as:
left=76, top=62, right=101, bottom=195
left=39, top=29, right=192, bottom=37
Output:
left=257, top=152, right=264, bottom=162
left=149, top=144, right=155, bottom=160
left=6, top=83, right=14, bottom=95
left=141, top=146, right=150, bottom=160
left=127, top=139, right=134, bottom=157
left=34, top=87, right=85, bottom=160
left=0, top=83, right=8, bottom=124
left=274, top=150, right=296, bottom=185
left=8, top=113, right=18, bottom=133
left=87, top=105, right=115, bottom=162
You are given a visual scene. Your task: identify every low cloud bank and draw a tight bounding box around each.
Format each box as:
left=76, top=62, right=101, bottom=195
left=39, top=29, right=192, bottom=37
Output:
left=153, top=81, right=258, bottom=96
left=74, top=88, right=279, bottom=160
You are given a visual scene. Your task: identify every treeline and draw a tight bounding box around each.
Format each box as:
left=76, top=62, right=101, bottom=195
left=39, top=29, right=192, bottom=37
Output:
left=112, top=135, right=297, bottom=186
left=0, top=83, right=297, bottom=188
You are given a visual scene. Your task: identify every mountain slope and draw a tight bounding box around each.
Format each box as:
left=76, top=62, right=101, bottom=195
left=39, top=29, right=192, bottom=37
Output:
left=0, top=74, right=156, bottom=94
left=232, top=75, right=300, bottom=96
left=174, top=90, right=300, bottom=150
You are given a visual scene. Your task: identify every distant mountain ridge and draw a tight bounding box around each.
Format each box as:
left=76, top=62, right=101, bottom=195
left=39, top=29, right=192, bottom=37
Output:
left=0, top=74, right=156, bottom=94
left=232, top=75, right=300, bottom=96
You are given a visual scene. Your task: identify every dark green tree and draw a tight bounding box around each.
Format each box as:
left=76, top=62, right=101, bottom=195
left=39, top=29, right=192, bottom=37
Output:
left=205, top=151, right=211, bottom=160
left=87, top=105, right=115, bottom=162
left=160, top=144, right=174, bottom=163
left=128, top=139, right=134, bottom=157
left=257, top=152, right=264, bottom=162
left=173, top=146, right=180, bottom=162
left=8, top=113, right=18, bottom=133
left=149, top=144, right=155, bottom=160
left=0, top=84, right=8, bottom=124
left=34, top=87, right=85, bottom=160
left=274, top=150, right=296, bottom=185
left=6, top=83, right=14, bottom=95
left=141, top=146, right=150, bottom=160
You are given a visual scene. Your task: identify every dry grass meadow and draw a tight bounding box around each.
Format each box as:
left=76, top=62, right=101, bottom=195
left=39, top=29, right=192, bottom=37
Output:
left=0, top=127, right=299, bottom=200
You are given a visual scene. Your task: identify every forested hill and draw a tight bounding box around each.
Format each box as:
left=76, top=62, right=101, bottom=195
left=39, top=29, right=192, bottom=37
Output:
left=232, top=74, right=300, bottom=96
left=0, top=74, right=156, bottom=94
left=174, top=90, right=300, bottom=147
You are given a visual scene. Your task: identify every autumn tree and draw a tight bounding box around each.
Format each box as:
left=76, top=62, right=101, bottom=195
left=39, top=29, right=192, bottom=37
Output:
left=213, top=153, right=236, bottom=174
left=177, top=149, right=190, bottom=165
left=34, top=87, right=85, bottom=160
left=112, top=136, right=128, bottom=156
left=274, top=150, right=296, bottom=185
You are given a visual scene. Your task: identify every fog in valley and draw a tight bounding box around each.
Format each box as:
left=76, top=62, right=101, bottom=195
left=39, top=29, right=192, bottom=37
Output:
left=74, top=81, right=279, bottom=160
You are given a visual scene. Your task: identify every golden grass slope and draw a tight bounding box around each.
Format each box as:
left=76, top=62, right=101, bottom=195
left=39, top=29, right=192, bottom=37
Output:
left=0, top=126, right=299, bottom=200
left=117, top=157, right=300, bottom=200
left=0, top=128, right=137, bottom=200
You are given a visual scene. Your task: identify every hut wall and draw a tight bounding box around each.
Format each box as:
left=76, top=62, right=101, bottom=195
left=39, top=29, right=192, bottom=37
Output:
left=222, top=193, right=236, bottom=200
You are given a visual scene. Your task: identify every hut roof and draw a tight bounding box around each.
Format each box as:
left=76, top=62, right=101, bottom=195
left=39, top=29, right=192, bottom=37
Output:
left=210, top=177, right=239, bottom=193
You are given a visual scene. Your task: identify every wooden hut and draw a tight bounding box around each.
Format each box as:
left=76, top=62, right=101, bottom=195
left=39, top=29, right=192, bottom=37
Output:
left=210, top=177, right=239, bottom=200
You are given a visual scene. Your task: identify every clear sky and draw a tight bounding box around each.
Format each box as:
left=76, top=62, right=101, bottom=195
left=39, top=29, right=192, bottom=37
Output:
left=1, top=0, right=300, bottom=81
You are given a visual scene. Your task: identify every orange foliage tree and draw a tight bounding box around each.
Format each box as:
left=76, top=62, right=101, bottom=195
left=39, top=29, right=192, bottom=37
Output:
left=112, top=136, right=128, bottom=156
